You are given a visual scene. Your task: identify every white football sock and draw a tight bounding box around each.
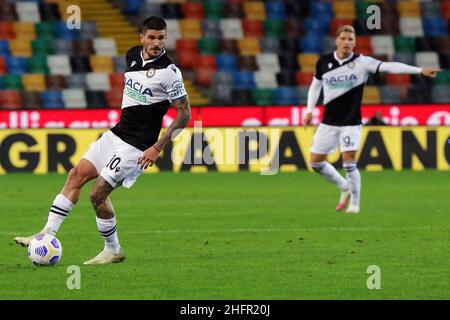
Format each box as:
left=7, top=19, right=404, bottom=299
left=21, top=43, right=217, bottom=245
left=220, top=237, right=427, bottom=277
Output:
left=311, top=161, right=349, bottom=191
left=96, top=216, right=121, bottom=254
left=343, top=162, right=361, bottom=206
left=43, top=194, right=74, bottom=234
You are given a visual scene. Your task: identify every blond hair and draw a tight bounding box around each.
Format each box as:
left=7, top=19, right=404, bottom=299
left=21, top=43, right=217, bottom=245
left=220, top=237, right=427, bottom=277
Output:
left=336, top=25, right=355, bottom=37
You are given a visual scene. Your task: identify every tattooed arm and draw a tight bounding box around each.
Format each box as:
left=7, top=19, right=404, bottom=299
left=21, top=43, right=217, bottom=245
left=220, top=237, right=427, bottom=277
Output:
left=138, top=95, right=191, bottom=169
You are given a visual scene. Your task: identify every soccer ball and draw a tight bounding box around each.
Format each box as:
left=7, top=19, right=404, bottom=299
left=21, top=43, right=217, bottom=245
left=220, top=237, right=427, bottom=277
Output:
left=28, top=234, right=62, bottom=266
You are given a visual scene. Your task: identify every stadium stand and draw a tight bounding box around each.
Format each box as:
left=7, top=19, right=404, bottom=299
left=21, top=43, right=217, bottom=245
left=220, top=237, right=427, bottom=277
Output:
left=0, top=0, right=449, bottom=109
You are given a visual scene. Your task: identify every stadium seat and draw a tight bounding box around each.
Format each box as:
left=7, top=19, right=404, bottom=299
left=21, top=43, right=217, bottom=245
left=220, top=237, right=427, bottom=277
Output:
left=74, top=39, right=95, bottom=56
left=48, top=55, right=72, bottom=75
left=13, top=22, right=37, bottom=39
left=232, top=88, right=252, bottom=105
left=86, top=73, right=110, bottom=91
left=197, top=38, right=219, bottom=55
left=276, top=70, right=296, bottom=86
left=297, top=86, right=309, bottom=105
left=254, top=70, right=277, bottom=88
left=22, top=73, right=47, bottom=91
left=332, top=1, right=355, bottom=19
left=0, top=57, right=6, bottom=75
left=165, top=19, right=181, bottom=50
left=6, top=56, right=28, bottom=75
left=0, top=22, right=15, bottom=39
left=9, top=39, right=32, bottom=57
left=404, top=84, right=431, bottom=104
left=274, top=86, right=298, bottom=105
left=232, top=71, right=255, bottom=89
left=394, top=36, right=416, bottom=53
left=216, top=54, right=237, bottom=71
left=236, top=55, right=256, bottom=71
left=330, top=19, right=353, bottom=36
left=242, top=20, right=264, bottom=38
left=380, top=86, right=401, bottom=104
left=362, top=86, right=381, bottom=104
left=423, top=18, right=448, bottom=37
left=38, top=2, right=61, bottom=21
left=182, top=2, right=205, bottom=19
left=65, top=73, right=87, bottom=89
left=251, top=87, right=274, bottom=105
left=224, top=2, right=244, bottom=19
left=4, top=75, right=23, bottom=90
left=243, top=1, right=266, bottom=20
left=62, top=88, right=87, bottom=108
left=55, top=21, right=80, bottom=40
left=238, top=38, right=260, bottom=55
left=203, top=2, right=225, bottom=20
left=41, top=89, right=64, bottom=109
left=53, top=39, right=74, bottom=55
left=212, top=83, right=233, bottom=105
left=0, top=3, right=17, bottom=22
left=0, top=40, right=10, bottom=56
left=371, top=35, right=395, bottom=59
left=32, top=38, right=54, bottom=55
left=386, top=74, right=411, bottom=86
left=431, top=85, right=450, bottom=103
left=260, top=37, right=281, bottom=54
left=90, top=56, right=114, bottom=73
left=139, top=2, right=163, bottom=22
left=296, top=71, right=314, bottom=86
left=93, top=38, right=117, bottom=56
left=212, top=71, right=233, bottom=87
left=86, top=91, right=107, bottom=108
left=355, top=36, right=373, bottom=55
left=397, top=1, right=420, bottom=17
left=303, top=18, right=329, bottom=37
left=300, top=35, right=324, bottom=53
left=16, top=1, right=41, bottom=23
left=439, top=53, right=450, bottom=69
left=35, top=22, right=56, bottom=39
left=201, top=20, right=222, bottom=38
left=286, top=1, right=309, bottom=19
left=109, top=73, right=124, bottom=89
left=256, top=53, right=280, bottom=72
left=161, top=3, right=183, bottom=19
left=284, top=19, right=304, bottom=39
left=265, top=1, right=286, bottom=20
left=22, top=91, right=42, bottom=109
left=220, top=18, right=243, bottom=39
left=298, top=53, right=319, bottom=72
left=105, top=89, right=123, bottom=108
left=263, top=19, right=285, bottom=38
left=0, top=90, right=22, bottom=109
left=420, top=2, right=442, bottom=18
left=434, top=70, right=450, bottom=85
left=70, top=56, right=92, bottom=73
left=113, top=56, right=127, bottom=73
left=175, top=39, right=198, bottom=68
left=179, top=19, right=203, bottom=39
left=279, top=53, right=299, bottom=71
left=415, top=52, right=440, bottom=69
left=442, top=1, right=450, bottom=19
left=400, top=18, right=424, bottom=37
left=45, top=75, right=66, bottom=89
left=80, top=21, right=98, bottom=40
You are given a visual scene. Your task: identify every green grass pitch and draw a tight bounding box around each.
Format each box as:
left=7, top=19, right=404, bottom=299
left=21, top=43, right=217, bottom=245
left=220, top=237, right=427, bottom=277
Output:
left=1, top=170, right=449, bottom=299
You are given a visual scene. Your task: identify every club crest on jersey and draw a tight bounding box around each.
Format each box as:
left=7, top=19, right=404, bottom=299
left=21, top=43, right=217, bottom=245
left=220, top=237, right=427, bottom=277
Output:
left=328, top=63, right=333, bottom=69
left=146, top=68, right=156, bottom=78
left=347, top=61, right=355, bottom=69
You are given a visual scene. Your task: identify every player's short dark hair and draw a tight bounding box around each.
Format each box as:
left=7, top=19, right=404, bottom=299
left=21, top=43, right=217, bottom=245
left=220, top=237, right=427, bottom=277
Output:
left=141, top=16, right=167, bottom=33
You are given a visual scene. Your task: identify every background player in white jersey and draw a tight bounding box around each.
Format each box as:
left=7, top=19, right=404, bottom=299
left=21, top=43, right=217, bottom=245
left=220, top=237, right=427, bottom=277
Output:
left=14, top=16, right=191, bottom=264
left=303, top=25, right=441, bottom=214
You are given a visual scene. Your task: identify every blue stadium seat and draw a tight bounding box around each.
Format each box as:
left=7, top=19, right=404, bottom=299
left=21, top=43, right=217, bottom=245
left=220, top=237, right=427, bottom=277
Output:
left=232, top=71, right=255, bottom=89
left=216, top=54, right=237, bottom=71
left=275, top=86, right=298, bottom=105
left=55, top=21, right=81, bottom=40
left=124, top=0, right=141, bottom=15
left=0, top=40, right=10, bottom=56
left=303, top=17, right=330, bottom=37
left=265, top=2, right=286, bottom=20
left=41, top=89, right=64, bottom=109
left=6, top=56, right=27, bottom=74
left=423, top=18, right=448, bottom=36
left=0, top=76, right=4, bottom=89
left=299, top=35, right=324, bottom=53
left=310, top=2, right=333, bottom=20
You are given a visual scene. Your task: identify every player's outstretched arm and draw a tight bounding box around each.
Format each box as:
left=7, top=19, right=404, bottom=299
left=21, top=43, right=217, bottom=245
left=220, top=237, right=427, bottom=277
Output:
left=138, top=96, right=191, bottom=169
left=378, top=62, right=442, bottom=78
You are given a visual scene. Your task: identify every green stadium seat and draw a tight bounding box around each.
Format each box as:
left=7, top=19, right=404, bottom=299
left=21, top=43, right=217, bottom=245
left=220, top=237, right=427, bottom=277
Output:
left=263, top=20, right=285, bottom=38
left=251, top=88, right=274, bottom=105
left=203, top=1, right=225, bottom=20
left=31, top=38, right=54, bottom=55
left=434, top=70, right=450, bottom=85
left=197, top=38, right=219, bottom=54
left=35, top=22, right=56, bottom=39
left=394, top=36, right=416, bottom=53
left=27, top=54, right=49, bottom=74
left=4, top=75, right=23, bottom=90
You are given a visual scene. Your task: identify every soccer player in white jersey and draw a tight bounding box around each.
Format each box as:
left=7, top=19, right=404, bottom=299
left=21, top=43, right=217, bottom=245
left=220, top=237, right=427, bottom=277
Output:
left=303, top=25, right=441, bottom=214
left=14, top=16, right=191, bottom=264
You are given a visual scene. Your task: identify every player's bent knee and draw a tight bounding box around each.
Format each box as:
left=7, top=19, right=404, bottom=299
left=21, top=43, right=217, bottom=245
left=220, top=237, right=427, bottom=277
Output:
left=310, top=161, right=325, bottom=173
